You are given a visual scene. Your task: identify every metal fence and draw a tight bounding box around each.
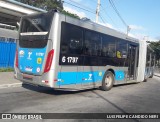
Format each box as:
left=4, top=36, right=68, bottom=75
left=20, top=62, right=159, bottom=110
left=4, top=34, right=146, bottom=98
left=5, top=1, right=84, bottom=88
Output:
left=0, top=41, right=16, bottom=68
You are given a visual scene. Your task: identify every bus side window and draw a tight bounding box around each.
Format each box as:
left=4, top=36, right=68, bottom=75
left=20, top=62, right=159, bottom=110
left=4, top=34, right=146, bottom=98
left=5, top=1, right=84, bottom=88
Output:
left=84, top=40, right=90, bottom=55
left=84, top=30, right=101, bottom=56
left=61, top=22, right=83, bottom=55
left=116, top=40, right=128, bottom=58
left=69, top=39, right=82, bottom=54
left=61, top=45, right=68, bottom=54
left=151, top=54, right=155, bottom=66
left=102, top=46, right=107, bottom=56
left=108, top=43, right=116, bottom=57
left=102, top=35, right=116, bottom=58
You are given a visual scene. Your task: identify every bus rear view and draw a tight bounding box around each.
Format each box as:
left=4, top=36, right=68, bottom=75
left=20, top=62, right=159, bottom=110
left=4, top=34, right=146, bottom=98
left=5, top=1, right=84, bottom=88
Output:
left=14, top=11, right=55, bottom=87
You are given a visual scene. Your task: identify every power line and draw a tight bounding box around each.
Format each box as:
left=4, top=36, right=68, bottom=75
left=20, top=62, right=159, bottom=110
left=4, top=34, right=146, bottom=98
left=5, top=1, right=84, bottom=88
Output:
left=100, top=3, right=118, bottom=27
left=63, top=1, right=95, bottom=14
left=99, top=14, right=106, bottom=24
left=64, top=0, right=112, bottom=27
left=64, top=0, right=114, bottom=26
left=64, top=0, right=129, bottom=34
left=68, top=0, right=95, bottom=12
left=109, top=0, right=127, bottom=27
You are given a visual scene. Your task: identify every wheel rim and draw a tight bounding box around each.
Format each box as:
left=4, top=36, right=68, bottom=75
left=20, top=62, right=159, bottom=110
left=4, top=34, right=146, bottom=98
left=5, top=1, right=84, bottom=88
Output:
left=105, top=75, right=112, bottom=87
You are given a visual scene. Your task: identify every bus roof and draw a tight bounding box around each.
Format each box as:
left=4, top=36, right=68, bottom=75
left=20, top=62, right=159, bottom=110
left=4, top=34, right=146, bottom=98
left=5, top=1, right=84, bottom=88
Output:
left=59, top=11, right=140, bottom=43
left=22, top=10, right=140, bottom=43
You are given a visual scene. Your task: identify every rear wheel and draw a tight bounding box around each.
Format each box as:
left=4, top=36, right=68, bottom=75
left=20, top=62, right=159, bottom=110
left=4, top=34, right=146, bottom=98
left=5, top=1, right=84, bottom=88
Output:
left=143, top=78, right=147, bottom=82
left=101, top=71, right=114, bottom=91
left=149, top=72, right=154, bottom=78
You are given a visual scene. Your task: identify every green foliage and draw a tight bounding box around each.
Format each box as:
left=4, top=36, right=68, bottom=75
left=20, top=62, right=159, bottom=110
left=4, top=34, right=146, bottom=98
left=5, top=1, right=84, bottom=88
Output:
left=15, top=0, right=80, bottom=19
left=15, top=0, right=63, bottom=10
left=0, top=68, right=14, bottom=72
left=148, top=40, right=160, bottom=66
left=62, top=10, right=80, bottom=19
left=148, top=40, right=160, bottom=60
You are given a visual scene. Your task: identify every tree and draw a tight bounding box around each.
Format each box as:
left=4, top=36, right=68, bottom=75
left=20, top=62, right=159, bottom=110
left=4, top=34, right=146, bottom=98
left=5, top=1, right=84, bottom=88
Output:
left=148, top=40, right=160, bottom=66
left=61, top=10, right=80, bottom=19
left=15, top=0, right=80, bottom=19
left=15, top=0, right=63, bottom=11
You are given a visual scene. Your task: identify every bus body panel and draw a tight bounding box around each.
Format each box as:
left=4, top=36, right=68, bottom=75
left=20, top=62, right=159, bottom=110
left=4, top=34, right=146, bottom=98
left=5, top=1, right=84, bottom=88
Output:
left=18, top=47, right=47, bottom=75
left=15, top=12, right=56, bottom=87
left=137, top=40, right=147, bottom=82
left=14, top=11, right=152, bottom=91
left=53, top=13, right=140, bottom=89
left=55, top=65, right=128, bottom=88
left=50, top=13, right=66, bottom=88
left=144, top=45, right=155, bottom=79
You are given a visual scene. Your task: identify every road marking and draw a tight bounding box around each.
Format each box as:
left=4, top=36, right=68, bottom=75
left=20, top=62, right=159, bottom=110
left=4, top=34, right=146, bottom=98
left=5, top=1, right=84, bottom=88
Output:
left=0, top=83, right=22, bottom=89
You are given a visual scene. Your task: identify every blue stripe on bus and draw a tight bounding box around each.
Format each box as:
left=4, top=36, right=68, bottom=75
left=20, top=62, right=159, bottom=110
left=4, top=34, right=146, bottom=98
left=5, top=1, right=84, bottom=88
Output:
left=56, top=70, right=125, bottom=86
left=56, top=71, right=105, bottom=86
left=115, top=71, right=125, bottom=81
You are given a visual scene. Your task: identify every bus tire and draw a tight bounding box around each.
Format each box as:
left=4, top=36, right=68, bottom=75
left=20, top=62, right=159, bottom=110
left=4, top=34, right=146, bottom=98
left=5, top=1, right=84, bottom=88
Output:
left=143, top=78, right=147, bottom=82
left=149, top=73, right=153, bottom=78
left=101, top=71, right=114, bottom=91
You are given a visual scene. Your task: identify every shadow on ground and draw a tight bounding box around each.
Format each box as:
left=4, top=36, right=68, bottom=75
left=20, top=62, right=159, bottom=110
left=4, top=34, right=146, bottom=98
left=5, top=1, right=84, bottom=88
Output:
left=22, top=82, right=138, bottom=95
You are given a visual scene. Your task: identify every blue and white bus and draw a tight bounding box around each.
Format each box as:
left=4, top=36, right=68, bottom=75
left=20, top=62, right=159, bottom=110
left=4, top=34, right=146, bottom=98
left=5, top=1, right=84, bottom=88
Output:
left=14, top=10, right=150, bottom=91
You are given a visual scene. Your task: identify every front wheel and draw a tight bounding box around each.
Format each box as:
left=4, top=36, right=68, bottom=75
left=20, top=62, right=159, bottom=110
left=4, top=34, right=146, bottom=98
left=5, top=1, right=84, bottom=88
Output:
left=143, top=78, right=147, bottom=82
left=101, top=71, right=114, bottom=91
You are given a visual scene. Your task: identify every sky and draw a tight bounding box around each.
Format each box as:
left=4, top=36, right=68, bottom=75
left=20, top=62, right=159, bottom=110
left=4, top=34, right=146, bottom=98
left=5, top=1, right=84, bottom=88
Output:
left=63, top=0, right=160, bottom=41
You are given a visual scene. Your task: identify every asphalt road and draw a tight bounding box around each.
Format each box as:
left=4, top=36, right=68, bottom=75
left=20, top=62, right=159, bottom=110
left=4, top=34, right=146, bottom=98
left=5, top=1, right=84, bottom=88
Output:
left=0, top=76, right=160, bottom=122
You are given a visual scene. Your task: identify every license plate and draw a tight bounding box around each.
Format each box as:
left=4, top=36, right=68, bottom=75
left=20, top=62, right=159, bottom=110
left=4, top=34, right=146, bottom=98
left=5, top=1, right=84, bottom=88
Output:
left=22, top=74, right=33, bottom=81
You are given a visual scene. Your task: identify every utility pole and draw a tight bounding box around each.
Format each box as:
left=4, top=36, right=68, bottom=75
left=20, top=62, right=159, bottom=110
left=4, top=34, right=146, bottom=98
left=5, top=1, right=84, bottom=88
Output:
left=96, top=0, right=101, bottom=23
left=127, top=25, right=131, bottom=36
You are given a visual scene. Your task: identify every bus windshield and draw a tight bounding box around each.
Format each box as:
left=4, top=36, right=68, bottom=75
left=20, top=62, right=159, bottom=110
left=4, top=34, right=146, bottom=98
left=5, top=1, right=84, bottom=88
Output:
left=20, top=12, right=53, bottom=33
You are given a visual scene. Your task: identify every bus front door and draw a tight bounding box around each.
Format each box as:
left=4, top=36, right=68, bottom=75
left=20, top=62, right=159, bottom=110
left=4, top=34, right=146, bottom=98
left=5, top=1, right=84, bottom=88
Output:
left=128, top=45, right=138, bottom=80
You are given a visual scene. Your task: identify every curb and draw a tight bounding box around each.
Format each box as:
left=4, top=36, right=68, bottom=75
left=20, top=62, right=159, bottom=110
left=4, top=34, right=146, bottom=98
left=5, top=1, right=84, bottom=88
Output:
left=154, top=75, right=160, bottom=78
left=0, top=83, right=22, bottom=89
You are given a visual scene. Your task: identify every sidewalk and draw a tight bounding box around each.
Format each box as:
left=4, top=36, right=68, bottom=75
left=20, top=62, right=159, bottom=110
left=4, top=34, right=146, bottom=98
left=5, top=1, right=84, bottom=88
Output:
left=0, top=72, right=22, bottom=89
left=154, top=73, right=160, bottom=77
left=154, top=67, right=160, bottom=77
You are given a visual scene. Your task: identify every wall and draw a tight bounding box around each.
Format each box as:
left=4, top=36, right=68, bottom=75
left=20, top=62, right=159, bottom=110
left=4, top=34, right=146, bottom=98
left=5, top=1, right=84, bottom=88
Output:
left=0, top=41, right=16, bottom=68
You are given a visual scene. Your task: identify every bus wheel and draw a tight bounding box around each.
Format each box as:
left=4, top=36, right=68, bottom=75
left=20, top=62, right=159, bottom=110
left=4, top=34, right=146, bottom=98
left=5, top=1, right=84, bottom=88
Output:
left=143, top=78, right=147, bottom=82
left=149, top=73, right=153, bottom=78
left=101, top=71, right=114, bottom=91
